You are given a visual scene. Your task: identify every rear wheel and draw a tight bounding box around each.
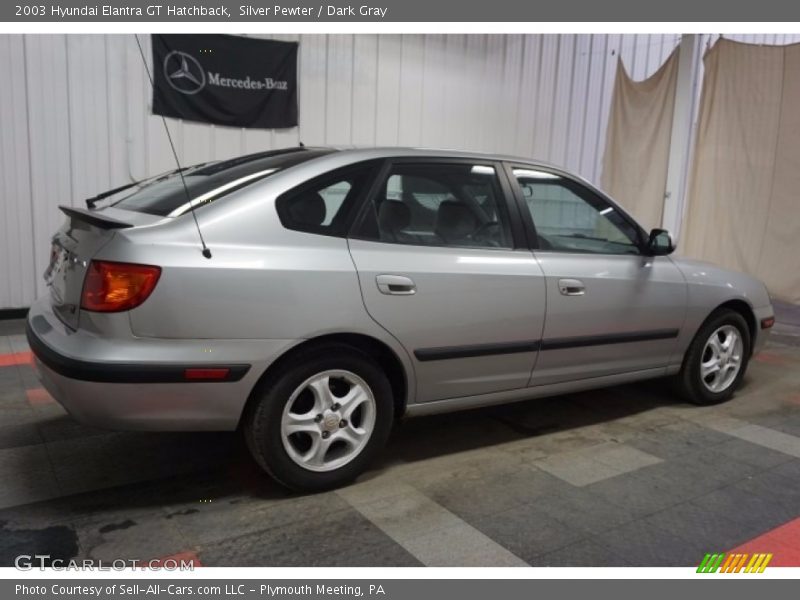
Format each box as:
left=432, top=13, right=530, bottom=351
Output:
left=244, top=345, right=394, bottom=492
left=677, top=309, right=751, bottom=405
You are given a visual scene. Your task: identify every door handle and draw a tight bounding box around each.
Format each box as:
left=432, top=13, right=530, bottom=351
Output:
left=376, top=274, right=416, bottom=295
left=558, top=278, right=585, bottom=296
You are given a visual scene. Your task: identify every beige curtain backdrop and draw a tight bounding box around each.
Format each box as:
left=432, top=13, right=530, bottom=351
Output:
left=682, top=39, right=800, bottom=304
left=601, top=49, right=679, bottom=231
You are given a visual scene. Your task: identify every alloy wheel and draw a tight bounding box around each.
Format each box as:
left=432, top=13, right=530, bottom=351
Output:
left=280, top=370, right=376, bottom=472
left=700, top=325, right=744, bottom=393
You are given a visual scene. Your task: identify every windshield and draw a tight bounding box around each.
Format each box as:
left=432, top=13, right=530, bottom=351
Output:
left=109, top=147, right=334, bottom=217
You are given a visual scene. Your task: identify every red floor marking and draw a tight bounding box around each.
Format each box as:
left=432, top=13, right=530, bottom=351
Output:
left=26, top=387, right=54, bottom=406
left=0, top=351, right=33, bottom=367
left=730, top=516, right=800, bottom=566
left=754, top=352, right=788, bottom=365
left=140, top=551, right=202, bottom=568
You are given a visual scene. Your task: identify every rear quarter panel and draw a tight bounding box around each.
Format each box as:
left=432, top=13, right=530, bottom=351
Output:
left=94, top=171, right=417, bottom=402
left=100, top=167, right=377, bottom=341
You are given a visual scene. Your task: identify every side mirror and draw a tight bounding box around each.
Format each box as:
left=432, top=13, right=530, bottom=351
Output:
left=646, top=228, right=675, bottom=256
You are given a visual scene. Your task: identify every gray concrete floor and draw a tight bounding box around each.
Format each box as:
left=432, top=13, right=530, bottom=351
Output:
left=0, top=304, right=799, bottom=567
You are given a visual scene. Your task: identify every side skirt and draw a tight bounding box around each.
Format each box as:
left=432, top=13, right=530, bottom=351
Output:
left=405, top=365, right=679, bottom=417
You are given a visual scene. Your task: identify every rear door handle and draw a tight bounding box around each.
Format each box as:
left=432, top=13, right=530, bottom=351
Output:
left=376, top=274, right=416, bottom=295
left=558, top=278, right=585, bottom=296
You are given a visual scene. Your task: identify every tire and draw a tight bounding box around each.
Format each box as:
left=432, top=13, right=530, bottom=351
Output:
left=243, top=343, right=394, bottom=492
left=676, top=308, right=751, bottom=406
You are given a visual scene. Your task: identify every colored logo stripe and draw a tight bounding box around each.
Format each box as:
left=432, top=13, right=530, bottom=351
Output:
left=697, top=553, right=772, bottom=573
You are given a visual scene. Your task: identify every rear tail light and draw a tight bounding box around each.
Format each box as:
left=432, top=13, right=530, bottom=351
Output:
left=81, top=260, right=161, bottom=312
left=761, top=316, right=775, bottom=329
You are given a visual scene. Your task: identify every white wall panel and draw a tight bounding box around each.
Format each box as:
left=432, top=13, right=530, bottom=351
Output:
left=351, top=34, right=379, bottom=146
left=0, top=35, right=34, bottom=309
left=24, top=36, right=74, bottom=304
left=3, top=33, right=800, bottom=308
left=373, top=35, right=402, bottom=146
left=441, top=35, right=469, bottom=151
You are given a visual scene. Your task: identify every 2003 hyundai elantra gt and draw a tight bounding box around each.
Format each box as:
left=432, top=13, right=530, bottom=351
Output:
left=26, top=147, right=775, bottom=491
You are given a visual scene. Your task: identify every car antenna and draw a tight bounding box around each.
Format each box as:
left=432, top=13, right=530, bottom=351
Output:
left=134, top=34, right=212, bottom=259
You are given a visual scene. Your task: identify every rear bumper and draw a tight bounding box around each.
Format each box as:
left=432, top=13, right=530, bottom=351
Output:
left=26, top=319, right=251, bottom=384
left=26, top=297, right=295, bottom=431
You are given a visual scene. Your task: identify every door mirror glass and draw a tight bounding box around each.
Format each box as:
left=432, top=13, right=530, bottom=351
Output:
left=647, top=228, right=675, bottom=255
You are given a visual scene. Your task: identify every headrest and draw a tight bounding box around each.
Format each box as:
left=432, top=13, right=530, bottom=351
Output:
left=435, top=200, right=478, bottom=241
left=288, top=191, right=326, bottom=226
left=378, top=200, right=411, bottom=233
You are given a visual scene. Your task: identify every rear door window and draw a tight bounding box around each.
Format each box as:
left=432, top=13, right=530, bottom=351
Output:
left=352, top=162, right=513, bottom=249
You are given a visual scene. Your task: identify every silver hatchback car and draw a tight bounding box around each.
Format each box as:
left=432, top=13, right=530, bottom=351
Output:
left=27, top=147, right=774, bottom=490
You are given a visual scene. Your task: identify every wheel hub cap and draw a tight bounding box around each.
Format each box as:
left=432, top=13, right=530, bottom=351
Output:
left=322, top=412, right=340, bottom=432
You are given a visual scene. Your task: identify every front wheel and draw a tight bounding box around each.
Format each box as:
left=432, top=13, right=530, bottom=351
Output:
left=243, top=344, right=394, bottom=492
left=677, top=308, right=751, bottom=406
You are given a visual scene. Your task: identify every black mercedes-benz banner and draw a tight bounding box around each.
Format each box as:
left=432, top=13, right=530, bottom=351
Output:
left=151, top=34, right=298, bottom=129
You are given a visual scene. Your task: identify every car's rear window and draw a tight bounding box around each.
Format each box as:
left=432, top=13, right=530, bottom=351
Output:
left=109, top=147, right=335, bottom=217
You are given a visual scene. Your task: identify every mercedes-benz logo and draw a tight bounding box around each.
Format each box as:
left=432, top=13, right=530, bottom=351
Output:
left=163, top=50, right=206, bottom=95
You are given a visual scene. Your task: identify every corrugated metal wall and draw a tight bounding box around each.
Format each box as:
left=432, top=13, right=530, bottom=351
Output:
left=1, top=33, right=798, bottom=309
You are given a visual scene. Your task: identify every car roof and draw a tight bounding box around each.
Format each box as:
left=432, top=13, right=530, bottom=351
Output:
left=321, top=146, right=561, bottom=169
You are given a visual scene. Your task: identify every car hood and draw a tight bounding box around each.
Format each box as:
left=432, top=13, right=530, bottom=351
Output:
left=670, top=255, right=772, bottom=309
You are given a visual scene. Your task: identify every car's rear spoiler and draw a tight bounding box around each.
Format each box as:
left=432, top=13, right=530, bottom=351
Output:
left=59, top=206, right=133, bottom=230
